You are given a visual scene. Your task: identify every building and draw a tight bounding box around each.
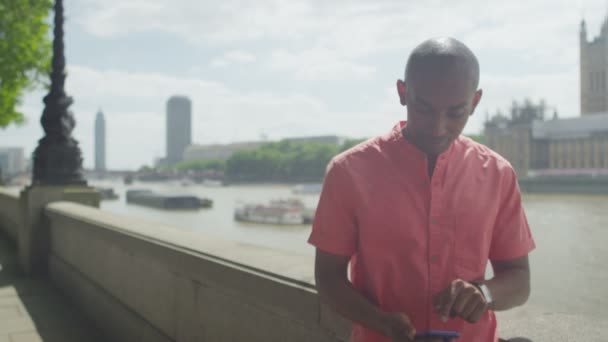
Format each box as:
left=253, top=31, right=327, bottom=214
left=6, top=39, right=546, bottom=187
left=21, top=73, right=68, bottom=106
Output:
left=484, top=18, right=608, bottom=177
left=184, top=142, right=263, bottom=162
left=183, top=135, right=345, bottom=163
left=166, top=96, right=192, bottom=165
left=533, top=113, right=608, bottom=171
left=95, top=109, right=106, bottom=171
left=0, top=147, right=25, bottom=176
left=580, top=19, right=608, bottom=115
left=485, top=109, right=608, bottom=177
left=484, top=103, right=542, bottom=176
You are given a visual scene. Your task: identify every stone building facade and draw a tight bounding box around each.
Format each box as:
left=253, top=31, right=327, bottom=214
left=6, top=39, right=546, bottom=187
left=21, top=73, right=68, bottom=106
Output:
left=580, top=19, right=608, bottom=115
left=485, top=108, right=608, bottom=177
left=485, top=19, right=608, bottom=177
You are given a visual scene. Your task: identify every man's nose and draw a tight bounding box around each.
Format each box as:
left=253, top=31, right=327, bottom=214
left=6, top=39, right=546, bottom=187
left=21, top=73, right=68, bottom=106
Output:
left=429, top=117, right=448, bottom=137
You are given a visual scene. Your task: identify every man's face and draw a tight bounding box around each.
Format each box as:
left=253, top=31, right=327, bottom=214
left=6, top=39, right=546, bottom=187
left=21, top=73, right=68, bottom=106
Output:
left=397, top=69, right=482, bottom=157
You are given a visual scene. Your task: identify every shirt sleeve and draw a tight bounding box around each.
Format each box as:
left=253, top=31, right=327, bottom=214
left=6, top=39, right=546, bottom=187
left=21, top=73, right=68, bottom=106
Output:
left=308, top=159, right=358, bottom=256
left=489, top=166, right=536, bottom=261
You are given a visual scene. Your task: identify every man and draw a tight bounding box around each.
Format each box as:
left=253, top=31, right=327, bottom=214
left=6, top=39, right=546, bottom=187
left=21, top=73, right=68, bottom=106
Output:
left=309, top=37, right=535, bottom=342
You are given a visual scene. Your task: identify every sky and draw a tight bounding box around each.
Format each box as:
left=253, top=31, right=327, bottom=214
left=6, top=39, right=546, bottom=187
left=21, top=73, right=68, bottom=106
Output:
left=1, top=0, right=607, bottom=170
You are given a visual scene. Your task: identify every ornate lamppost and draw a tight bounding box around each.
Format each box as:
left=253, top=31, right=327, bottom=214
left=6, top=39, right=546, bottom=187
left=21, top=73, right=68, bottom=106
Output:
left=32, top=0, right=86, bottom=185
left=20, top=0, right=97, bottom=276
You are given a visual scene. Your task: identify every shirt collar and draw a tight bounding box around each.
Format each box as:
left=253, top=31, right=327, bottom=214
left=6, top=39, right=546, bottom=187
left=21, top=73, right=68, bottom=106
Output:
left=386, top=121, right=457, bottom=163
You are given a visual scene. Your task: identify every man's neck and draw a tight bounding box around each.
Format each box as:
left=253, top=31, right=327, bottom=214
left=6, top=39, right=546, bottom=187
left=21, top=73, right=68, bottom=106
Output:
left=401, top=128, right=439, bottom=177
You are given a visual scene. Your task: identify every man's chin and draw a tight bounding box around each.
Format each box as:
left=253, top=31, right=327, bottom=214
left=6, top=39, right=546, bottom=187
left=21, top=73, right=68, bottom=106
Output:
left=423, top=143, right=449, bottom=156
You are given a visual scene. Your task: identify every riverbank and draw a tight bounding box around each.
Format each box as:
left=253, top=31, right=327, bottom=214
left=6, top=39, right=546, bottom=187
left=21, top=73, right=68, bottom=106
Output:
left=518, top=176, right=608, bottom=195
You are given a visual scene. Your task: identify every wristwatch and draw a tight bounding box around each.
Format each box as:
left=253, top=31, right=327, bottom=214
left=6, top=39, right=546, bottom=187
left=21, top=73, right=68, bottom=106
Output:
left=472, top=282, right=493, bottom=305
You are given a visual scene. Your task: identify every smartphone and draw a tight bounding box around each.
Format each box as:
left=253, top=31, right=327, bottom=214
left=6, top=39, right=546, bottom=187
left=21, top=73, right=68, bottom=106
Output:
left=414, top=330, right=460, bottom=341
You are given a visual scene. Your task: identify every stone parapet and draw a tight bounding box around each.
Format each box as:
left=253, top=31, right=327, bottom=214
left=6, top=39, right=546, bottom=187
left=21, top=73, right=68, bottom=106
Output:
left=45, top=202, right=349, bottom=342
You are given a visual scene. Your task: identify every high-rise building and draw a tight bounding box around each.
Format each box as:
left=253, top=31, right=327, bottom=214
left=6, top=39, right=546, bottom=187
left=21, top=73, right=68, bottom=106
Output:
left=166, top=96, right=192, bottom=165
left=580, top=18, right=608, bottom=115
left=95, top=109, right=106, bottom=171
left=0, top=147, right=25, bottom=176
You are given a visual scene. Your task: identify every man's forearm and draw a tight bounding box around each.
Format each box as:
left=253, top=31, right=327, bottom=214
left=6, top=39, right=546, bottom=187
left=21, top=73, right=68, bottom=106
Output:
left=317, top=274, right=389, bottom=335
left=485, top=267, right=530, bottom=311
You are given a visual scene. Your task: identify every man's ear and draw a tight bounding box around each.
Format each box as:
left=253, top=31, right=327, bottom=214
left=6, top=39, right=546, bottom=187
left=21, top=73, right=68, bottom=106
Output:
left=396, top=80, right=407, bottom=106
left=470, top=89, right=483, bottom=115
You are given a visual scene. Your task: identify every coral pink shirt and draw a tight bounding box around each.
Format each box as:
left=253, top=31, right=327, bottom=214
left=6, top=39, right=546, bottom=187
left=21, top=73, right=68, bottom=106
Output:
left=309, top=121, right=535, bottom=342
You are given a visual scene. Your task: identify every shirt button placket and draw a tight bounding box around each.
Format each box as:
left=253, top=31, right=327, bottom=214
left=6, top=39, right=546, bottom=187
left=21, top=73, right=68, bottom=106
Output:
left=429, top=160, right=444, bottom=297
left=428, top=209, right=442, bottom=329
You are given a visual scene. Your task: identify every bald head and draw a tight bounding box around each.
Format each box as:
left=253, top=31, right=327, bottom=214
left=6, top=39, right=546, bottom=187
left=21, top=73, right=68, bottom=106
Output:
left=405, top=37, right=480, bottom=91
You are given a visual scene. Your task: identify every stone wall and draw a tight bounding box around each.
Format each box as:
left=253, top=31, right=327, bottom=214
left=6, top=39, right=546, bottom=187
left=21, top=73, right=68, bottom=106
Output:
left=0, top=189, right=20, bottom=243
left=44, top=202, right=350, bottom=342
left=518, top=176, right=608, bottom=194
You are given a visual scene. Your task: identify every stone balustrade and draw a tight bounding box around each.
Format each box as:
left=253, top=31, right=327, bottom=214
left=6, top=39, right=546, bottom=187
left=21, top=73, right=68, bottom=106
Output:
left=0, top=189, right=20, bottom=242
left=0, top=194, right=349, bottom=342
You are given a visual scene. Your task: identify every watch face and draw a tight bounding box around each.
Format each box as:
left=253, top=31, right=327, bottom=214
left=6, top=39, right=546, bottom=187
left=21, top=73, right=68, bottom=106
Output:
left=480, top=284, right=493, bottom=304
left=473, top=282, right=493, bottom=304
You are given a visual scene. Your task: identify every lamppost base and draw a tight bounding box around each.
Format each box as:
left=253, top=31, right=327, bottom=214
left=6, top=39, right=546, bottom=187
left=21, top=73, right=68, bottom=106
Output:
left=32, top=137, right=86, bottom=186
left=19, top=184, right=100, bottom=275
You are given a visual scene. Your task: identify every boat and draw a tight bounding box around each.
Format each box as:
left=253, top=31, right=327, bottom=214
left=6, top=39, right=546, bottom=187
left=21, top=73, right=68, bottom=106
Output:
left=96, top=187, right=119, bottom=200
left=234, top=198, right=315, bottom=225
left=126, top=189, right=212, bottom=209
left=123, top=174, right=134, bottom=185
left=291, top=183, right=322, bottom=195
left=202, top=179, right=224, bottom=187
left=181, top=178, right=195, bottom=186
left=137, top=173, right=170, bottom=182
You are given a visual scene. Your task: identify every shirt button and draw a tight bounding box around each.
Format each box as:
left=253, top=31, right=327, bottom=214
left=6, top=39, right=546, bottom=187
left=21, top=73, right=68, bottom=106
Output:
left=430, top=255, right=439, bottom=263
left=430, top=218, right=438, bottom=225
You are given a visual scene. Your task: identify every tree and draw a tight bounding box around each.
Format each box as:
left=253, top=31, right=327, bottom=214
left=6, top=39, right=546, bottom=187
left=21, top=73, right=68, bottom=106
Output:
left=174, top=159, right=225, bottom=172
left=138, top=165, right=153, bottom=172
left=0, top=0, right=53, bottom=127
left=339, top=138, right=366, bottom=152
left=224, top=140, right=342, bottom=183
left=465, top=134, right=484, bottom=144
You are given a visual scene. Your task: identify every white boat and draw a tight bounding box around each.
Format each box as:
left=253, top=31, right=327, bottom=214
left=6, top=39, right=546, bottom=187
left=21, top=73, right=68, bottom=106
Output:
left=234, top=198, right=314, bottom=225
left=292, top=183, right=322, bottom=195
left=202, top=179, right=223, bottom=187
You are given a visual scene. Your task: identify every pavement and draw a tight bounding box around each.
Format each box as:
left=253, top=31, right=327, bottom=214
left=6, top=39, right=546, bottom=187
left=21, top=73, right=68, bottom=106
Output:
left=497, top=306, right=608, bottom=342
left=0, top=235, right=104, bottom=342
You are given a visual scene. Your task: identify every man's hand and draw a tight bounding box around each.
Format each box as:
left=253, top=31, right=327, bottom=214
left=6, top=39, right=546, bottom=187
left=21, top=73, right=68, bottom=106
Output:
left=433, top=279, right=488, bottom=323
left=382, top=312, right=416, bottom=342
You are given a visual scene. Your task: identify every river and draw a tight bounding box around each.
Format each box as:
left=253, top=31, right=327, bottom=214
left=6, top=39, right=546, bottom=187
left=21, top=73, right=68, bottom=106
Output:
left=92, top=180, right=608, bottom=325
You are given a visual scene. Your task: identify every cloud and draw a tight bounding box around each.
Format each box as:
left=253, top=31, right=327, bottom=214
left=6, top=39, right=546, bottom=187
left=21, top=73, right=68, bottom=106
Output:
left=3, top=58, right=582, bottom=169
left=210, top=59, right=229, bottom=68
left=210, top=50, right=256, bottom=68
left=72, top=0, right=604, bottom=82
left=268, top=48, right=376, bottom=80
left=9, top=0, right=603, bottom=169
left=75, top=0, right=317, bottom=42
left=6, top=65, right=397, bottom=169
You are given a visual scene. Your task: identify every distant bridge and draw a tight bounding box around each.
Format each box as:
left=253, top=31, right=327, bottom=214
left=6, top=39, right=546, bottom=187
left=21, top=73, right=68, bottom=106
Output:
left=83, top=169, right=134, bottom=179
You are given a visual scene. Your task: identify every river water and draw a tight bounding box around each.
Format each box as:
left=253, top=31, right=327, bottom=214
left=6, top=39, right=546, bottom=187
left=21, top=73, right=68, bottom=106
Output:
left=92, top=180, right=608, bottom=324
